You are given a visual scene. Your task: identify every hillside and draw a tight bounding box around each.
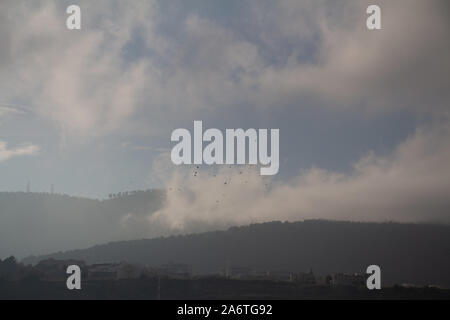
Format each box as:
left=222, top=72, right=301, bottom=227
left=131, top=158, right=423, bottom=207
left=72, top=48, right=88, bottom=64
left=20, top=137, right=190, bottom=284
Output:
left=0, top=190, right=165, bottom=259
left=22, top=220, right=450, bottom=287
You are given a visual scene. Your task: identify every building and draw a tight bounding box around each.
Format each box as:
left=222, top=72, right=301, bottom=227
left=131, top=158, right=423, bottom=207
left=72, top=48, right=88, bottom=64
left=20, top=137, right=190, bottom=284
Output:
left=35, top=259, right=86, bottom=281
left=116, top=263, right=144, bottom=280
left=160, top=263, right=192, bottom=278
left=87, top=263, right=119, bottom=280
left=225, top=266, right=253, bottom=279
left=332, top=273, right=366, bottom=287
left=266, top=270, right=293, bottom=282
left=293, top=270, right=316, bottom=285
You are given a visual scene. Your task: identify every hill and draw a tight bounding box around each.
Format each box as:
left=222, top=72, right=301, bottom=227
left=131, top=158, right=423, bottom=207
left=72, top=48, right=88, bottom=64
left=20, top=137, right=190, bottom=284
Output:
left=0, top=190, right=165, bottom=259
left=22, top=220, right=450, bottom=287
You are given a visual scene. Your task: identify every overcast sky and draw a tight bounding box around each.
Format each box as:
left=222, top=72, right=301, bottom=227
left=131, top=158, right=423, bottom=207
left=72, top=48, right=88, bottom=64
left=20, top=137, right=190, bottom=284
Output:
left=1, top=0, right=449, bottom=229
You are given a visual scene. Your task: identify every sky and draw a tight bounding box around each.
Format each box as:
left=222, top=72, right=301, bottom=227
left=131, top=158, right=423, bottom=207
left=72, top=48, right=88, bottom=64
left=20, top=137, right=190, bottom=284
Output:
left=0, top=0, right=450, bottom=236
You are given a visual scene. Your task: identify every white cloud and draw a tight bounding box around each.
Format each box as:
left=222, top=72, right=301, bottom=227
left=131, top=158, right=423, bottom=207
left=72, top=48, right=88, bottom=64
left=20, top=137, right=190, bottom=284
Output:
left=0, top=105, right=26, bottom=118
left=0, top=140, right=39, bottom=162
left=149, top=118, right=450, bottom=233
left=2, top=1, right=157, bottom=137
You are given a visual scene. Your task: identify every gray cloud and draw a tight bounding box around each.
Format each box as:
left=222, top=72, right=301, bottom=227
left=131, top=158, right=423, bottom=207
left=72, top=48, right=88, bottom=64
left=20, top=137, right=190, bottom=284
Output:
left=2, top=0, right=448, bottom=140
left=250, top=0, right=450, bottom=112
left=0, top=1, right=151, bottom=137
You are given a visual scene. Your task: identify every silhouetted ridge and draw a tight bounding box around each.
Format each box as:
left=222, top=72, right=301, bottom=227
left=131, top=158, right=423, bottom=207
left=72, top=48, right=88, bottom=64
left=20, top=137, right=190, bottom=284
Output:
left=22, top=220, right=450, bottom=287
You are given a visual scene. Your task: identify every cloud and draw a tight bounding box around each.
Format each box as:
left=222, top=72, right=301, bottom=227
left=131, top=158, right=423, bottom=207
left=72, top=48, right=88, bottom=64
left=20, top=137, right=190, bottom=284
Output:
left=134, top=0, right=450, bottom=114
left=0, top=0, right=449, bottom=260
left=149, top=118, right=450, bottom=232
left=251, top=0, right=450, bottom=112
left=0, top=140, right=39, bottom=162
left=1, top=1, right=155, bottom=137
left=2, top=0, right=448, bottom=142
left=0, top=105, right=26, bottom=118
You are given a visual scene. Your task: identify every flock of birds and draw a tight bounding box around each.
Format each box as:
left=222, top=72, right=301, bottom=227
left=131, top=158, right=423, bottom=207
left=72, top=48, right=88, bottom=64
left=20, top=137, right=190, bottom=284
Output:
left=167, top=165, right=270, bottom=206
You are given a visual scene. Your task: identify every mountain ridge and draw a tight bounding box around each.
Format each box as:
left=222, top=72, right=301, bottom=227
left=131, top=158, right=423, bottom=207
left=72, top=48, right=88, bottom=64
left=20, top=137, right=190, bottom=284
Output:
left=22, top=220, right=450, bottom=287
left=0, top=190, right=165, bottom=259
